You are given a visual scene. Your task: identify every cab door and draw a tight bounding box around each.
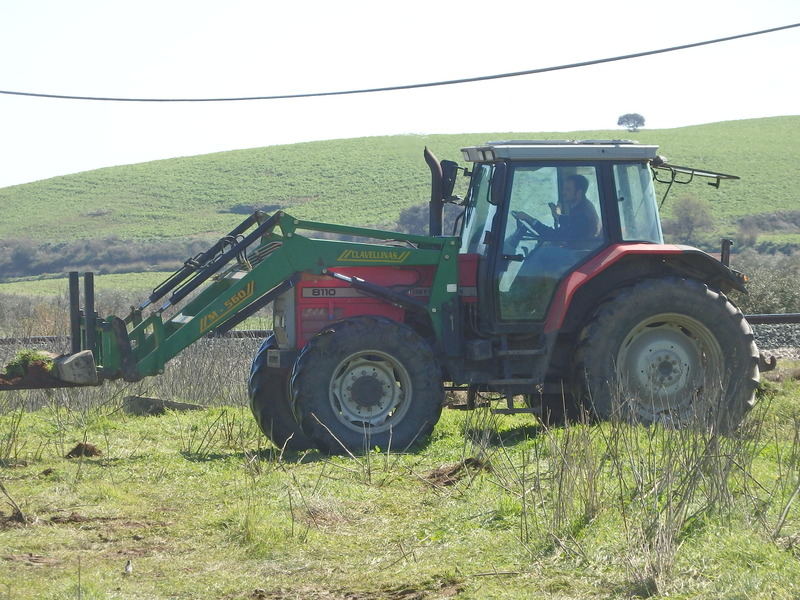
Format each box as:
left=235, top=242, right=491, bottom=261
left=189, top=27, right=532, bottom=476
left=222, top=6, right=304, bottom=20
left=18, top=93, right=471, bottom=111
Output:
left=494, top=164, right=606, bottom=322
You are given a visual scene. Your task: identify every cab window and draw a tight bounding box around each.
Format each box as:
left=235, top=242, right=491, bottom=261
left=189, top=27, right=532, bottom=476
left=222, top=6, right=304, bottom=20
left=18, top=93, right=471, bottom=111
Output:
left=497, top=165, right=604, bottom=321
left=614, top=163, right=663, bottom=243
left=460, top=163, right=497, bottom=256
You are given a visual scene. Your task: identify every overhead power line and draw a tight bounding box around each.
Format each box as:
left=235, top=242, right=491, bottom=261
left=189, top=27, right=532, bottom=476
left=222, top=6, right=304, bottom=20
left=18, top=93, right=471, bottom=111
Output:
left=1, top=22, right=798, bottom=103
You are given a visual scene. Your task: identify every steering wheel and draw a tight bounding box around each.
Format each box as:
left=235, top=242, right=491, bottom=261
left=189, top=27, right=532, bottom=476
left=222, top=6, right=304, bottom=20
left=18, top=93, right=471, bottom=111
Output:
left=511, top=211, right=540, bottom=238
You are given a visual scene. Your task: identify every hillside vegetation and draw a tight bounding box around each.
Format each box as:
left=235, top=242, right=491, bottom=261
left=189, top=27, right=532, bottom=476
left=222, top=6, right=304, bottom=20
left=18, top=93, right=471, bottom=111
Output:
left=0, top=117, right=798, bottom=281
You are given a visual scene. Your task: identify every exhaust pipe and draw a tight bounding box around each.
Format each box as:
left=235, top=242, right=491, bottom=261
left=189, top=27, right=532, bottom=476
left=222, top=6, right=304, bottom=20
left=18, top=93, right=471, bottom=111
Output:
left=424, top=147, right=444, bottom=237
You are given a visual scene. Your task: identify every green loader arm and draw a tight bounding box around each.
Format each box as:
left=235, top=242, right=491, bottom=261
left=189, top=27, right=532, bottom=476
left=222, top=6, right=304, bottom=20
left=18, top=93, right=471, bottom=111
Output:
left=66, top=211, right=459, bottom=386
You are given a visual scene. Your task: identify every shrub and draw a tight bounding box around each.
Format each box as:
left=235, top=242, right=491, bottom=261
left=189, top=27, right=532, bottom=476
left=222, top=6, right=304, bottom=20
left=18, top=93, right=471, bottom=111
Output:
left=0, top=237, right=214, bottom=280
left=395, top=202, right=462, bottom=236
left=731, top=250, right=800, bottom=313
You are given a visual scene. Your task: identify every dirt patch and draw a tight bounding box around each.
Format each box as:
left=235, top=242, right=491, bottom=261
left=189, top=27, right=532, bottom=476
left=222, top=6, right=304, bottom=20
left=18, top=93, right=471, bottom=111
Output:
left=240, top=579, right=464, bottom=600
left=241, top=587, right=358, bottom=600
left=0, top=509, right=171, bottom=533
left=2, top=553, right=60, bottom=566
left=294, top=505, right=351, bottom=530
left=105, top=547, right=162, bottom=560
left=65, top=442, right=102, bottom=458
left=46, top=511, right=168, bottom=530
left=424, top=458, right=491, bottom=487
left=0, top=513, right=27, bottom=528
left=49, top=511, right=91, bottom=524
left=123, top=395, right=206, bottom=416
left=0, top=360, right=70, bottom=390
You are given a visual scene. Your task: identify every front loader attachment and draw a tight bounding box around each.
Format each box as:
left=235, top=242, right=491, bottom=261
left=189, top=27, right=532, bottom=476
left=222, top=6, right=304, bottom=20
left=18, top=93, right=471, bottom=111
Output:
left=1, top=211, right=284, bottom=390
left=1, top=209, right=459, bottom=392
left=0, top=272, right=101, bottom=391
left=60, top=211, right=293, bottom=386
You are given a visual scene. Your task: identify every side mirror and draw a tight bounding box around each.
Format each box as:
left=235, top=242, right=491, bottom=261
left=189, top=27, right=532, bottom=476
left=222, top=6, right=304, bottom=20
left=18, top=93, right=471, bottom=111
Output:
left=489, top=162, right=507, bottom=206
left=440, top=160, right=459, bottom=201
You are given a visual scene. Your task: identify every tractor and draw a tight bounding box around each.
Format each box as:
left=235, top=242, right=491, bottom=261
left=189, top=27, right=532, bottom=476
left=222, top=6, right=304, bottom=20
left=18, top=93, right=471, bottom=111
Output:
left=3, top=140, right=761, bottom=454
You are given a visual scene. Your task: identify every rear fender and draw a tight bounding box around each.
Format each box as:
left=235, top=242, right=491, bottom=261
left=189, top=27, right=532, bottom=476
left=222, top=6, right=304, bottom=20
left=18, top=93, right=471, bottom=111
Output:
left=545, top=243, right=746, bottom=334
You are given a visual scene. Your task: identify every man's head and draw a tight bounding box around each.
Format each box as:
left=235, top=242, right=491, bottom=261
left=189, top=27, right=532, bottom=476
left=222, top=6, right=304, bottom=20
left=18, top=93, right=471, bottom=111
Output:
left=562, top=174, right=589, bottom=205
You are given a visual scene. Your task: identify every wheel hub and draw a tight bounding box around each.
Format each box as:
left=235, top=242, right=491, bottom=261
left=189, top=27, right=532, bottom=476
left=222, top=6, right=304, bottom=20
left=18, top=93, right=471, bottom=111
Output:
left=349, top=375, right=385, bottom=408
left=648, top=351, right=687, bottom=388
left=619, top=317, right=712, bottom=416
left=330, top=353, right=409, bottom=429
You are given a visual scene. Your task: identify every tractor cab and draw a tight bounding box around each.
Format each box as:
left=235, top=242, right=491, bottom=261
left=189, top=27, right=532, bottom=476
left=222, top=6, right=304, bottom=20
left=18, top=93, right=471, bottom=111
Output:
left=453, top=140, right=663, bottom=329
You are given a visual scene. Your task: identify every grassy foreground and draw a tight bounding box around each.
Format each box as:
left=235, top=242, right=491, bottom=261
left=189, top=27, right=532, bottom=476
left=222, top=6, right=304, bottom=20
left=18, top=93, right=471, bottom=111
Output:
left=1, top=345, right=800, bottom=599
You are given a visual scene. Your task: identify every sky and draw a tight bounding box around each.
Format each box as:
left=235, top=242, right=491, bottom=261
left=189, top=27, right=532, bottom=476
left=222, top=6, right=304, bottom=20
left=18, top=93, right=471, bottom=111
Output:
left=1, top=0, right=799, bottom=189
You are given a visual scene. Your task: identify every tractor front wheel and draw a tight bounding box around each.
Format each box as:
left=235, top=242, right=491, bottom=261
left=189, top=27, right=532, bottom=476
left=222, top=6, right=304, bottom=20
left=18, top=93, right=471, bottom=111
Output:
left=248, top=336, right=314, bottom=452
left=291, top=317, right=444, bottom=455
left=574, top=277, right=759, bottom=432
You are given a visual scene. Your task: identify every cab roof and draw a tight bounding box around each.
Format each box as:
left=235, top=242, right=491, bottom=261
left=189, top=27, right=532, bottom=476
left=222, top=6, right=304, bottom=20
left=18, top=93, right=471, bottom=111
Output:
left=461, top=139, right=660, bottom=162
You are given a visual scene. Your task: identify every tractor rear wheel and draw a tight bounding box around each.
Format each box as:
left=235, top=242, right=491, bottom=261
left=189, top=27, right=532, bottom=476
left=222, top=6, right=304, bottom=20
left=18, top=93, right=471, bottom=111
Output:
left=248, top=336, right=314, bottom=452
left=291, top=316, right=444, bottom=455
left=573, top=277, right=759, bottom=432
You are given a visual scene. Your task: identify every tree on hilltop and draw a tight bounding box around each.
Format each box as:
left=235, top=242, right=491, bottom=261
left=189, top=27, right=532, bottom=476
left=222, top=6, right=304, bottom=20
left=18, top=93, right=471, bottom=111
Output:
left=617, top=113, right=645, bottom=132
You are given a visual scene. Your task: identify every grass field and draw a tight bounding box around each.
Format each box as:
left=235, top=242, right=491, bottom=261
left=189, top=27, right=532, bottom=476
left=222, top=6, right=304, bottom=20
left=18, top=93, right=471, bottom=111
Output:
left=1, top=347, right=799, bottom=599
left=1, top=117, right=797, bottom=245
left=0, top=272, right=172, bottom=298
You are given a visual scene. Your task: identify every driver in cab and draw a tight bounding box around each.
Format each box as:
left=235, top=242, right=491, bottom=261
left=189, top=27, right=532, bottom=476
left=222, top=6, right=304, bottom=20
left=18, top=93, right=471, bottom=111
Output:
left=511, top=174, right=600, bottom=250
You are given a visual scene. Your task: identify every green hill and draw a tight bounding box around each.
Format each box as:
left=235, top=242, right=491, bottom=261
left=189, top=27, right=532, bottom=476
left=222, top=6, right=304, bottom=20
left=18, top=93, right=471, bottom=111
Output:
left=1, top=116, right=798, bottom=281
